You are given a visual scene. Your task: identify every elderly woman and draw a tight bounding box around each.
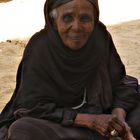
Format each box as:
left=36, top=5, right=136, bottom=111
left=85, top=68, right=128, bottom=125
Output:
left=0, top=0, right=140, bottom=140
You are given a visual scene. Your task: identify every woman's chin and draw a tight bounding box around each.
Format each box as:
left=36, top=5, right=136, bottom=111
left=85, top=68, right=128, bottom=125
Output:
left=65, top=41, right=86, bottom=50
left=66, top=45, right=84, bottom=50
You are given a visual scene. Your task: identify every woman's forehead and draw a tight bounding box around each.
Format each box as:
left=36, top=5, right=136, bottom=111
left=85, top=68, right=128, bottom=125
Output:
left=56, top=0, right=94, bottom=14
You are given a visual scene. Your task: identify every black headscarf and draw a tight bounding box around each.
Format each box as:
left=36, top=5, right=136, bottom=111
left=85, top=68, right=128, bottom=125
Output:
left=44, top=0, right=99, bottom=28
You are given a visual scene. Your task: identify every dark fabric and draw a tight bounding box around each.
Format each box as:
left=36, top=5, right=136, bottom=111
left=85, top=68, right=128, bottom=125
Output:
left=126, top=102, right=140, bottom=139
left=12, top=23, right=107, bottom=109
left=47, top=0, right=98, bottom=11
left=7, top=113, right=140, bottom=140
left=7, top=117, right=108, bottom=140
left=0, top=126, right=8, bottom=140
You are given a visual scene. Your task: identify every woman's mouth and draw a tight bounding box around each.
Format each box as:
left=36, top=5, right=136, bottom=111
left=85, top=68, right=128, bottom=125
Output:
left=69, top=36, right=81, bottom=41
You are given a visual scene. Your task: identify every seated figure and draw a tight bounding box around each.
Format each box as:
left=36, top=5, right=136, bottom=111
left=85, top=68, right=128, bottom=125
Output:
left=0, top=0, right=140, bottom=140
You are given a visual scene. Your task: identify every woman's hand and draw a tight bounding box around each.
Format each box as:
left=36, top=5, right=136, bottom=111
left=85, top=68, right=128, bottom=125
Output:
left=88, top=114, right=117, bottom=136
left=111, top=108, right=136, bottom=140
left=74, top=113, right=124, bottom=137
left=109, top=122, right=136, bottom=140
left=74, top=112, right=136, bottom=139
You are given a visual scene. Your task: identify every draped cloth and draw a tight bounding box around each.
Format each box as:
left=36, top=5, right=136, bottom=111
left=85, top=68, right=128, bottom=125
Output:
left=9, top=22, right=110, bottom=109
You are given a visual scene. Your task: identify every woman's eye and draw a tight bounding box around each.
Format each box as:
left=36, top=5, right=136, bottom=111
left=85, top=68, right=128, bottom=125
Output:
left=80, top=16, right=90, bottom=23
left=63, top=14, right=73, bottom=23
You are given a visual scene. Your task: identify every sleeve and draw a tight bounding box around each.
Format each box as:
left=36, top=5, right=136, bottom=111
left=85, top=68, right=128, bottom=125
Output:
left=108, top=33, right=139, bottom=113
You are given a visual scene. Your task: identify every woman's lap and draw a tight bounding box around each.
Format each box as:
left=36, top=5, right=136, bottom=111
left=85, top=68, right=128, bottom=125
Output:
left=7, top=107, right=140, bottom=140
left=7, top=117, right=107, bottom=140
left=7, top=103, right=140, bottom=140
left=8, top=117, right=56, bottom=140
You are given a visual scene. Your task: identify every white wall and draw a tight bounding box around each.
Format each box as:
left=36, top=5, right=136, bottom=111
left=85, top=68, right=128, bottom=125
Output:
left=0, top=0, right=140, bottom=41
left=0, top=0, right=45, bottom=41
left=99, top=0, right=140, bottom=25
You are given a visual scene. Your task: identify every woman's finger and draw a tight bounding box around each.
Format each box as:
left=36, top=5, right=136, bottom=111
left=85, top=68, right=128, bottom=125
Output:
left=112, top=117, right=126, bottom=128
left=126, top=131, right=136, bottom=140
left=108, top=121, right=126, bottom=137
left=93, top=124, right=109, bottom=136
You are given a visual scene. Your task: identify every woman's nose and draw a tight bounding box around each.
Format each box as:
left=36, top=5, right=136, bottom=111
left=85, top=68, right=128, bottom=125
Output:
left=71, top=20, right=81, bottom=31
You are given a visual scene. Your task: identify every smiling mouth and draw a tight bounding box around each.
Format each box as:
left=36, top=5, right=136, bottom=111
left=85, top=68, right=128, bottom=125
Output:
left=69, top=36, right=81, bottom=41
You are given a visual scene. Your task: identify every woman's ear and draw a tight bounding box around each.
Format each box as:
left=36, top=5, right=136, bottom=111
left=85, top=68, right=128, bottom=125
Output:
left=52, top=18, right=58, bottom=30
left=50, top=18, right=57, bottom=30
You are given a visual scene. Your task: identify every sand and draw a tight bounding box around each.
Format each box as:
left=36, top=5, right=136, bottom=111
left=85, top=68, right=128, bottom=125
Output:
left=107, top=20, right=140, bottom=81
left=0, top=20, right=140, bottom=112
left=0, top=0, right=12, bottom=3
left=0, top=40, right=26, bottom=111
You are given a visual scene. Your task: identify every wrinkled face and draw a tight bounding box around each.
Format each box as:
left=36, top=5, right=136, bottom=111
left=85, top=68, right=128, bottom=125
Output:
left=54, top=0, right=95, bottom=50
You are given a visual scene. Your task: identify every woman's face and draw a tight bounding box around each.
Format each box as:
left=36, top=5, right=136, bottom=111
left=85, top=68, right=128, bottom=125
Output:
left=54, top=0, right=95, bottom=50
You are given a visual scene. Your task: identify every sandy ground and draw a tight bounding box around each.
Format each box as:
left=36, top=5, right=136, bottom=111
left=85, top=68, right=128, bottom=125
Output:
left=107, top=20, right=140, bottom=81
left=0, top=20, right=140, bottom=112
left=0, top=40, right=26, bottom=111
left=0, top=0, right=12, bottom=3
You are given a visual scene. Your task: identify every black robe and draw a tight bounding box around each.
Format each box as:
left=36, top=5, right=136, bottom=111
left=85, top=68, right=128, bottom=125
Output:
left=0, top=22, right=139, bottom=129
